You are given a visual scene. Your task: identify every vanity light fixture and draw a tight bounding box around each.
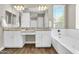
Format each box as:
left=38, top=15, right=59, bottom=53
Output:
left=38, top=5, right=48, bottom=11
left=13, top=4, right=25, bottom=11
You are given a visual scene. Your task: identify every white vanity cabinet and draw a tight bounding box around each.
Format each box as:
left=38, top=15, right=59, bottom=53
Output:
left=36, top=31, right=51, bottom=47
left=4, top=31, right=24, bottom=48
left=21, top=12, right=30, bottom=27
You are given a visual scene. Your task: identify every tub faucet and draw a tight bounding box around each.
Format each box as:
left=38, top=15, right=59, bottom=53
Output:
left=58, top=29, right=60, bottom=32
left=57, top=29, right=61, bottom=38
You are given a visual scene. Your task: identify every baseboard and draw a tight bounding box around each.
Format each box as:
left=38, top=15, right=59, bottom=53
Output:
left=0, top=47, right=5, bottom=51
left=4, top=44, right=25, bottom=48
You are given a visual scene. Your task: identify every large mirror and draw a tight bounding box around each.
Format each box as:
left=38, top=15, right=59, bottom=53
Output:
left=6, top=11, right=16, bottom=25
left=52, top=4, right=76, bottom=29
left=53, top=5, right=65, bottom=29
left=1, top=4, right=77, bottom=29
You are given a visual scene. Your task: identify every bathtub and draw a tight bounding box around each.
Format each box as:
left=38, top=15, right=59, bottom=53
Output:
left=51, top=29, right=79, bottom=54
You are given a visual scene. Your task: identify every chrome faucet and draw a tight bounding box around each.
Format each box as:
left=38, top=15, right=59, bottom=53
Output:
left=57, top=29, right=61, bottom=38
left=58, top=29, right=60, bottom=32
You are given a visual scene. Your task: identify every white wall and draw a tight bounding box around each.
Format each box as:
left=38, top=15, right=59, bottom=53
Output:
left=66, top=4, right=76, bottom=29
left=44, top=5, right=53, bottom=28
left=0, top=5, right=4, bottom=50
left=0, top=27, right=3, bottom=51
left=0, top=4, right=19, bottom=27
left=48, top=5, right=53, bottom=28
left=76, top=4, right=79, bottom=29
left=0, top=4, right=19, bottom=50
left=0, top=4, right=18, bottom=17
left=44, top=10, right=49, bottom=28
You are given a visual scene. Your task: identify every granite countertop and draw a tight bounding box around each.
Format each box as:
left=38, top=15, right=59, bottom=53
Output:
left=3, top=27, right=21, bottom=31
left=3, top=27, right=51, bottom=31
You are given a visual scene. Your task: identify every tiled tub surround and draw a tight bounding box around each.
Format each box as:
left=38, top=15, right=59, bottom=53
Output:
left=51, top=29, right=79, bottom=54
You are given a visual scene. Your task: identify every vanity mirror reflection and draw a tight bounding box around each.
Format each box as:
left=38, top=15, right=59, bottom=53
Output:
left=21, top=7, right=50, bottom=29
left=1, top=4, right=76, bottom=29
left=2, top=11, right=17, bottom=28
left=6, top=11, right=16, bottom=25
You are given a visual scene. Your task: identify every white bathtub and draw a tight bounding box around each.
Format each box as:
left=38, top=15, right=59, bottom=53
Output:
left=51, top=29, right=79, bottom=54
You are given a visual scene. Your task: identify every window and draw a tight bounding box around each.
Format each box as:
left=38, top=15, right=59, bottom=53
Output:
left=6, top=11, right=16, bottom=25
left=6, top=11, right=12, bottom=24
left=53, top=5, right=65, bottom=29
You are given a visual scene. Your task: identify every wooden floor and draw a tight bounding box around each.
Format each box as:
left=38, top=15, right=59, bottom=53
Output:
left=2, top=44, right=57, bottom=54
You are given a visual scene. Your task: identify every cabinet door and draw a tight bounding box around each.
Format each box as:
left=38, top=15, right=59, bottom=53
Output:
left=4, top=31, right=14, bottom=47
left=13, top=31, right=23, bottom=47
left=41, top=31, right=51, bottom=47
left=36, top=31, right=51, bottom=47
left=4, top=31, right=23, bottom=48
left=21, top=13, right=30, bottom=27
left=36, top=31, right=42, bottom=47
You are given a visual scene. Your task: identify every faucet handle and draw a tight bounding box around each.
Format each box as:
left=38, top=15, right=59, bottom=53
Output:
left=58, top=29, right=60, bottom=32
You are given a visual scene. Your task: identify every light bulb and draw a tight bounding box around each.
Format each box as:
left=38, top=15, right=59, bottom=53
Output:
left=38, top=6, right=40, bottom=11
left=14, top=6, right=17, bottom=8
left=43, top=6, right=47, bottom=10
left=14, top=5, right=24, bottom=11
left=38, top=5, right=47, bottom=11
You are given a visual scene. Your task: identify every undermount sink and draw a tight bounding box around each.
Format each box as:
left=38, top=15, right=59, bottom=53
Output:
left=21, top=29, right=35, bottom=35
left=21, top=29, right=35, bottom=32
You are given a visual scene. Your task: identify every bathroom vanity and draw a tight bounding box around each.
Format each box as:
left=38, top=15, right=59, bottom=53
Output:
left=4, top=28, right=23, bottom=48
left=3, top=28, right=51, bottom=48
left=3, top=9, right=52, bottom=48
